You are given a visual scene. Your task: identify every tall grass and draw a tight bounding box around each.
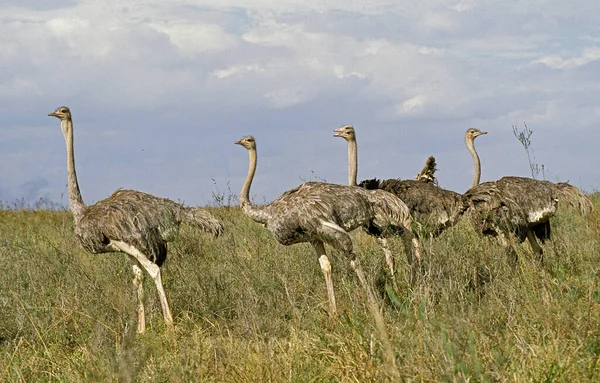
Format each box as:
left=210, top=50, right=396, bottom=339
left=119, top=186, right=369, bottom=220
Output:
left=1, top=195, right=599, bottom=382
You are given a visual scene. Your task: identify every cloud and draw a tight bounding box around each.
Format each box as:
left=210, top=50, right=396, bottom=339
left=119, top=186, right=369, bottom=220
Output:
left=1, top=0, right=600, bottom=207
left=532, top=47, right=600, bottom=69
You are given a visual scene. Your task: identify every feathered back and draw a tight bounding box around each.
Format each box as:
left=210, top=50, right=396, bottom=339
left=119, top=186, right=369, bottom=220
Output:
left=76, top=190, right=222, bottom=266
left=360, top=177, right=464, bottom=236
left=183, top=207, right=224, bottom=237
left=463, top=177, right=558, bottom=242
left=358, top=178, right=382, bottom=190
left=415, top=156, right=437, bottom=185
left=496, top=177, right=558, bottom=224
left=462, top=181, right=529, bottom=240
left=554, top=182, right=593, bottom=217
left=256, top=182, right=416, bottom=248
left=364, top=189, right=415, bottom=235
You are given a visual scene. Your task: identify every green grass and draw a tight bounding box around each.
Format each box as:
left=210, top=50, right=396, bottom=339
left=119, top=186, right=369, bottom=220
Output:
left=1, top=195, right=600, bottom=382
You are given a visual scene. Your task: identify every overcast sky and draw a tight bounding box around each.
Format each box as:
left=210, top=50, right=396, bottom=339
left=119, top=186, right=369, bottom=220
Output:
left=1, top=0, right=599, bottom=208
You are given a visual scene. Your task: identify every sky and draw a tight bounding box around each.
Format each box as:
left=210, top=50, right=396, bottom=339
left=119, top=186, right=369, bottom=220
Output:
left=1, top=0, right=599, bottom=208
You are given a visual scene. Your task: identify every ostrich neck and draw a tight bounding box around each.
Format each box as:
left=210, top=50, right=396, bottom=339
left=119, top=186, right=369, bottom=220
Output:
left=240, top=147, right=269, bottom=224
left=347, top=139, right=358, bottom=186
left=466, top=138, right=481, bottom=187
left=63, top=119, right=86, bottom=223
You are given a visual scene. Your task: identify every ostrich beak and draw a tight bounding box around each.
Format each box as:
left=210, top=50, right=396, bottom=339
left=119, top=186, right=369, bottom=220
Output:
left=333, top=126, right=346, bottom=137
left=48, top=112, right=58, bottom=117
left=478, top=131, right=488, bottom=136
left=234, top=140, right=242, bottom=145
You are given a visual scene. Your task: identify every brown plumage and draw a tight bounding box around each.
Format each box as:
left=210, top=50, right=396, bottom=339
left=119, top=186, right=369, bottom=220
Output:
left=554, top=182, right=593, bottom=217
left=359, top=178, right=465, bottom=236
left=415, top=156, right=438, bottom=185
left=77, top=190, right=223, bottom=266
left=49, top=106, right=223, bottom=333
left=463, top=177, right=558, bottom=260
left=334, top=125, right=464, bottom=238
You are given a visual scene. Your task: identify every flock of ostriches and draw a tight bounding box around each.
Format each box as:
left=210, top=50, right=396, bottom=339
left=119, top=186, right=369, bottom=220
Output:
left=47, top=106, right=592, bottom=339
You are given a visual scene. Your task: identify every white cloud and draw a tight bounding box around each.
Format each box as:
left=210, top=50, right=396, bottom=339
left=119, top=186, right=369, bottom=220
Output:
left=211, top=64, right=265, bottom=79
left=397, top=95, right=426, bottom=115
left=532, top=47, right=600, bottom=69
left=2, top=0, right=600, bottom=205
left=150, top=23, right=239, bottom=56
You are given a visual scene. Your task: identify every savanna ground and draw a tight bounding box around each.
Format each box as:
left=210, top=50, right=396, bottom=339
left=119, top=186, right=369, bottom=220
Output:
left=1, top=193, right=600, bottom=382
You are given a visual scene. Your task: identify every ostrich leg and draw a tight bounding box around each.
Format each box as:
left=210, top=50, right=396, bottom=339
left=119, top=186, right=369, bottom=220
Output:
left=132, top=264, right=146, bottom=333
left=377, top=238, right=395, bottom=277
left=312, top=241, right=337, bottom=317
left=526, top=229, right=544, bottom=261
left=399, top=231, right=421, bottom=285
left=111, top=240, right=174, bottom=328
left=492, top=225, right=518, bottom=266
left=314, top=222, right=399, bottom=378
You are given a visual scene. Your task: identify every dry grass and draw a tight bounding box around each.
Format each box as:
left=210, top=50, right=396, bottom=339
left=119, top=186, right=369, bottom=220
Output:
left=1, top=195, right=599, bottom=382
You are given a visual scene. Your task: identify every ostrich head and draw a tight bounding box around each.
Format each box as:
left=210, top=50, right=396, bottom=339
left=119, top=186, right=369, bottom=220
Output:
left=465, top=128, right=487, bottom=142
left=333, top=125, right=355, bottom=141
left=48, top=106, right=72, bottom=120
left=48, top=106, right=73, bottom=137
left=235, top=135, right=256, bottom=150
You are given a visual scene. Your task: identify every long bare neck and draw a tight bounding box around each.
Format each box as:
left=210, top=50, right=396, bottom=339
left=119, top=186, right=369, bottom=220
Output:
left=465, top=137, right=481, bottom=187
left=63, top=119, right=86, bottom=223
left=240, top=147, right=269, bottom=224
left=347, top=138, right=358, bottom=186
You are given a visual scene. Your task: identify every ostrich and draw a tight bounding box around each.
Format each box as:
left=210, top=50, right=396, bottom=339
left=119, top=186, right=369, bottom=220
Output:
left=235, top=135, right=418, bottom=314
left=469, top=128, right=591, bottom=217
left=332, top=125, right=423, bottom=279
left=464, top=128, right=592, bottom=260
left=465, top=128, right=590, bottom=217
left=462, top=129, right=558, bottom=261
left=235, top=135, right=409, bottom=377
left=333, top=125, right=465, bottom=240
left=49, top=106, right=223, bottom=333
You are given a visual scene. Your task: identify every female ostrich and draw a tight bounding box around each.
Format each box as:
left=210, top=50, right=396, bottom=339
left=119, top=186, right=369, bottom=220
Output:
left=334, top=125, right=466, bottom=239
left=467, top=127, right=592, bottom=218
left=235, top=135, right=417, bottom=314
left=235, top=135, right=411, bottom=377
left=49, top=106, right=223, bottom=333
left=464, top=128, right=591, bottom=260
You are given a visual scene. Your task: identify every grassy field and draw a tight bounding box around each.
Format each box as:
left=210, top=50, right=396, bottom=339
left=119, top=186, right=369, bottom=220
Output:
left=1, top=194, right=599, bottom=382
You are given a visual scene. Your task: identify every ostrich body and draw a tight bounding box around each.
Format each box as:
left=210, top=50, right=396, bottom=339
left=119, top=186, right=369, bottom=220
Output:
left=467, top=128, right=591, bottom=219
left=463, top=176, right=558, bottom=260
left=49, top=106, right=223, bottom=333
left=463, top=128, right=560, bottom=260
left=236, top=135, right=406, bottom=377
left=333, top=125, right=423, bottom=278
left=334, top=125, right=465, bottom=237
left=464, top=127, right=594, bottom=260
left=235, top=135, right=416, bottom=315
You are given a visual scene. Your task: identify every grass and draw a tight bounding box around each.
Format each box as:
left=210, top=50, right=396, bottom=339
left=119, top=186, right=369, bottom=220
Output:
left=1, top=194, right=599, bottom=382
